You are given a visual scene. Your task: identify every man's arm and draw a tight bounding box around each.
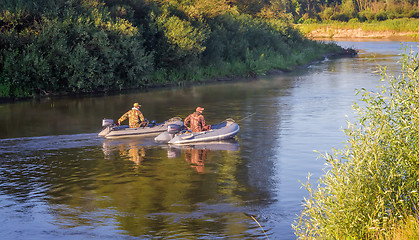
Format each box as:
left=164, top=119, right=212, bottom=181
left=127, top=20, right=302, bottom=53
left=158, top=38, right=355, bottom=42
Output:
left=184, top=115, right=191, bottom=130
left=118, top=111, right=129, bottom=125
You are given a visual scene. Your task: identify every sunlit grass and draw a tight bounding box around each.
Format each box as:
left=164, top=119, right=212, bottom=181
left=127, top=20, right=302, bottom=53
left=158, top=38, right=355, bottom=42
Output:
left=296, top=18, right=419, bottom=38
left=293, top=46, right=419, bottom=239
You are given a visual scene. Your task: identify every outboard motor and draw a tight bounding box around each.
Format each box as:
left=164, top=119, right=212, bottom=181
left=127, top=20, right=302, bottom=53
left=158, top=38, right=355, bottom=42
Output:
left=167, top=124, right=182, bottom=134
left=102, top=119, right=114, bottom=127
left=98, top=119, right=115, bottom=137
left=154, top=124, right=183, bottom=143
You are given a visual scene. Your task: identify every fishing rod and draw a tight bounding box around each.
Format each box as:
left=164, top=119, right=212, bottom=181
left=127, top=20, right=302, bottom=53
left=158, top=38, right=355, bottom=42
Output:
left=222, top=112, right=256, bottom=124
left=234, top=112, right=256, bottom=123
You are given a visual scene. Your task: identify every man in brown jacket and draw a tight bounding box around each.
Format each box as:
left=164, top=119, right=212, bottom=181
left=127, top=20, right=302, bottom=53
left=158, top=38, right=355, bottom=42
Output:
left=184, top=107, right=211, bottom=132
left=118, top=102, right=147, bottom=128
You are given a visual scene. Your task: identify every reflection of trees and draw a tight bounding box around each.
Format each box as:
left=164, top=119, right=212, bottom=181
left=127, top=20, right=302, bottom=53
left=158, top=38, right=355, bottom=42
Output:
left=0, top=137, right=264, bottom=238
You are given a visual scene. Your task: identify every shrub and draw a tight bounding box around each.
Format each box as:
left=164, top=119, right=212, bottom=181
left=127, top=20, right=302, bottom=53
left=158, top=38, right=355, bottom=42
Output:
left=0, top=1, right=152, bottom=97
left=407, top=10, right=419, bottom=18
left=376, top=11, right=389, bottom=21
left=319, top=7, right=335, bottom=21
left=293, top=47, right=419, bottom=239
left=331, top=12, right=351, bottom=22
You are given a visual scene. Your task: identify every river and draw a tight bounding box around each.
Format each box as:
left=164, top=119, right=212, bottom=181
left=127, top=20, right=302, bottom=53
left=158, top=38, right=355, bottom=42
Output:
left=0, top=40, right=417, bottom=239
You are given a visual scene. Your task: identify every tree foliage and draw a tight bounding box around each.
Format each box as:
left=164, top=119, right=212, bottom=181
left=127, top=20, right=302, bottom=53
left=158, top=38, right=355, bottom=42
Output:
left=0, top=0, right=344, bottom=98
left=0, top=0, right=152, bottom=97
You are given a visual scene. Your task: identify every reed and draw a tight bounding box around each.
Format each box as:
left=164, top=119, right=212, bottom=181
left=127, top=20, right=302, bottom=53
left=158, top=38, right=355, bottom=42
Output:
left=293, top=46, right=419, bottom=239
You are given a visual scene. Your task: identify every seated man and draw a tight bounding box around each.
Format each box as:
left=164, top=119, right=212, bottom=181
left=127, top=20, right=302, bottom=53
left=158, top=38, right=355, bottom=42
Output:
left=118, top=102, right=147, bottom=128
left=184, top=107, right=211, bottom=132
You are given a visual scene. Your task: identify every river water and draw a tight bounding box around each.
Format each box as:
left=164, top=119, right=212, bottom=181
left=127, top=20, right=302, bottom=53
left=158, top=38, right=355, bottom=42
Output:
left=0, top=40, right=417, bottom=239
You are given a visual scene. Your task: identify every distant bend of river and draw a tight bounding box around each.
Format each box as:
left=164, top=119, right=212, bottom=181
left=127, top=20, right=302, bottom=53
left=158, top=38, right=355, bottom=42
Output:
left=0, top=39, right=417, bottom=239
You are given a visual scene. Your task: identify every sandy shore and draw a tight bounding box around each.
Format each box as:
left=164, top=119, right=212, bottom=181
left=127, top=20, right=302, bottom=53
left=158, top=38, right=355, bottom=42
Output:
left=299, top=27, right=418, bottom=41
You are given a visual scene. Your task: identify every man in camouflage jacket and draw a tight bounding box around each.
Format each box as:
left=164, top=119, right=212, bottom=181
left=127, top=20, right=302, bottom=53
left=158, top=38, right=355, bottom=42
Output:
left=118, top=103, right=146, bottom=128
left=184, top=107, right=211, bottom=132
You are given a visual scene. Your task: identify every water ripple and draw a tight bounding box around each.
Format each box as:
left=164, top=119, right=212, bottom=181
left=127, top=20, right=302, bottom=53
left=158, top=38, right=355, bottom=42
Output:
left=0, top=133, right=101, bottom=154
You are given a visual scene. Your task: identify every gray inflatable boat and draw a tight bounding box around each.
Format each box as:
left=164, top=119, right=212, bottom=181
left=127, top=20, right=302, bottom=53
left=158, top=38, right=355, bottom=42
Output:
left=155, top=119, right=239, bottom=144
left=98, top=117, right=184, bottom=139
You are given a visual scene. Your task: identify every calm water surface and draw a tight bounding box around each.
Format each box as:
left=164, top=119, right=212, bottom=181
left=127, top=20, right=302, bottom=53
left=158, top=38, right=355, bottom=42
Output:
left=0, top=40, right=418, bottom=239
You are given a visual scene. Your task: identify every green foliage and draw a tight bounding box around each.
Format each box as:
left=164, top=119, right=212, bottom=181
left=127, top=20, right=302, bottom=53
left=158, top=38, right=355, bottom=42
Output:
left=0, top=0, right=66, bottom=13
left=293, top=47, right=419, bottom=239
left=0, top=0, right=152, bottom=97
left=383, top=215, right=419, bottom=240
left=0, top=0, right=346, bottom=98
left=157, top=14, right=207, bottom=53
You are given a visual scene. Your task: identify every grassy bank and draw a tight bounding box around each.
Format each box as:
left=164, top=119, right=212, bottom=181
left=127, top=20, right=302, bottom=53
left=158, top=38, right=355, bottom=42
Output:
left=148, top=41, right=347, bottom=86
left=293, top=47, right=419, bottom=239
left=296, top=18, right=419, bottom=39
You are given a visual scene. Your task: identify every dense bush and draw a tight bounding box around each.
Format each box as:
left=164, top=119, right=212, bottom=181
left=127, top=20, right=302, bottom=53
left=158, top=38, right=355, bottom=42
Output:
left=0, top=0, right=344, bottom=98
left=0, top=0, right=153, bottom=97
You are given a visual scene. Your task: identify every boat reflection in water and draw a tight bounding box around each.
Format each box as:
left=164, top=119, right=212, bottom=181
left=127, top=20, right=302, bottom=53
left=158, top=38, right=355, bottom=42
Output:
left=167, top=139, right=240, bottom=173
left=169, top=139, right=240, bottom=151
left=102, top=137, right=239, bottom=172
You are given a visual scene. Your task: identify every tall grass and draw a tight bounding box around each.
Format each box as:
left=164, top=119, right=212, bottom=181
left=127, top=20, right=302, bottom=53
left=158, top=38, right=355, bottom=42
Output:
left=293, top=46, right=419, bottom=239
left=381, top=215, right=419, bottom=240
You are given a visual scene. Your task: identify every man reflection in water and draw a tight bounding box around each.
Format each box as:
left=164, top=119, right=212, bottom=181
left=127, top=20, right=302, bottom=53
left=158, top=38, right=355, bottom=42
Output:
left=102, top=141, right=146, bottom=166
left=184, top=148, right=209, bottom=173
left=119, top=143, right=146, bottom=166
left=184, top=107, right=211, bottom=132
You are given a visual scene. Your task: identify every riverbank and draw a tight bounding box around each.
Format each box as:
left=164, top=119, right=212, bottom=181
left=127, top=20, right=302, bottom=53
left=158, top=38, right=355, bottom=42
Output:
left=0, top=45, right=357, bottom=104
left=1, top=1, right=357, bottom=101
left=295, top=18, right=419, bottom=40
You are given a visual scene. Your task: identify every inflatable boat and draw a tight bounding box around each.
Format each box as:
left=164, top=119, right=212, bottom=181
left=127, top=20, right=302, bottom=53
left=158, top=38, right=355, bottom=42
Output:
left=155, top=119, right=239, bottom=144
left=98, top=117, right=184, bottom=139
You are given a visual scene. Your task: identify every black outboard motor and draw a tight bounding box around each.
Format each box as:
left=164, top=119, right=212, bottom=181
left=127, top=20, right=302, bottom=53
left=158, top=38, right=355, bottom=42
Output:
left=167, top=124, right=182, bottom=134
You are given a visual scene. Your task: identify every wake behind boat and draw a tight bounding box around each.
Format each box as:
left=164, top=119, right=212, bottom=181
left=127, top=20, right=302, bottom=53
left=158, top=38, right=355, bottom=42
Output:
left=99, top=117, right=183, bottom=139
left=155, top=119, right=239, bottom=144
